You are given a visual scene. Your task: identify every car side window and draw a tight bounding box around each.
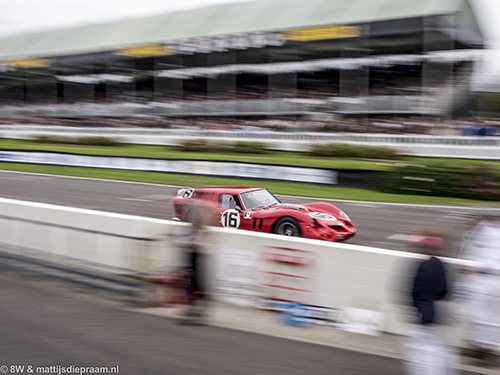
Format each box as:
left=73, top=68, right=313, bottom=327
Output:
left=219, top=194, right=238, bottom=209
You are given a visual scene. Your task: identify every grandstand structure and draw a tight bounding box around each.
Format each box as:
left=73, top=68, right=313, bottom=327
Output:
left=0, top=0, right=484, bottom=120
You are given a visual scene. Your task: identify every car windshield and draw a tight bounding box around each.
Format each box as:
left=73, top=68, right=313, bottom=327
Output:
left=240, top=189, right=280, bottom=210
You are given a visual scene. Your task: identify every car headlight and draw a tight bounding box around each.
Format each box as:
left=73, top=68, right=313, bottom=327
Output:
left=309, top=212, right=336, bottom=221
left=339, top=211, right=351, bottom=222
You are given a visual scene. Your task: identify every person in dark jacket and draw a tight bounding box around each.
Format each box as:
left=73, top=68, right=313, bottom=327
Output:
left=181, top=204, right=210, bottom=323
left=402, top=231, right=458, bottom=375
left=412, top=254, right=447, bottom=325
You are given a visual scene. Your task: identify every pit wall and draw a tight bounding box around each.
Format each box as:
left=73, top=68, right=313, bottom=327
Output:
left=0, top=197, right=469, bottom=343
left=0, top=197, right=180, bottom=273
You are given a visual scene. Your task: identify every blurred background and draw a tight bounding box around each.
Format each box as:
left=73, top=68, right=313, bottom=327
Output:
left=1, top=1, right=500, bottom=374
left=0, top=0, right=499, bottom=126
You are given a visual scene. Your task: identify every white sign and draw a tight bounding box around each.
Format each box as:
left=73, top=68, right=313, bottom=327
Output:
left=212, top=249, right=261, bottom=307
left=0, top=151, right=337, bottom=184
left=341, top=307, right=384, bottom=336
left=170, top=32, right=285, bottom=56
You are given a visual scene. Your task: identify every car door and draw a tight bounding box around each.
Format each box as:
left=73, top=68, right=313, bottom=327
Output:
left=217, top=193, right=263, bottom=232
left=217, top=193, right=244, bottom=229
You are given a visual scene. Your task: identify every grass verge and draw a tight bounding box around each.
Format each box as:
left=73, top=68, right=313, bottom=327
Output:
left=0, top=138, right=393, bottom=170
left=1, top=138, right=499, bottom=207
left=2, top=137, right=500, bottom=170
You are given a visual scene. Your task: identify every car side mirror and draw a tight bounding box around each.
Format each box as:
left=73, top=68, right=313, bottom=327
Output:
left=235, top=206, right=242, bottom=212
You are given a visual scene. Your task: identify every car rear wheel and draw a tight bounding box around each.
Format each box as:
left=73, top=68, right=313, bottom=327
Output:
left=186, top=206, right=209, bottom=226
left=274, top=218, right=302, bottom=237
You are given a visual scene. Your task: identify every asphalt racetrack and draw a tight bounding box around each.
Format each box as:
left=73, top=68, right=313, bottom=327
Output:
left=0, top=170, right=496, bottom=375
left=0, top=272, right=408, bottom=375
left=1, top=170, right=498, bottom=257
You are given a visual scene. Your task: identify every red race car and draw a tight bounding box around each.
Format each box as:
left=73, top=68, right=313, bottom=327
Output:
left=172, top=186, right=356, bottom=242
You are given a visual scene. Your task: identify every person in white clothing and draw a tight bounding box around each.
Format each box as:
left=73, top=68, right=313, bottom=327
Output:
left=455, top=215, right=500, bottom=366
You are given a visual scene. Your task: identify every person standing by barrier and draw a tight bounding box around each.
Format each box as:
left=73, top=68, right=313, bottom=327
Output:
left=402, top=231, right=458, bottom=375
left=455, top=215, right=500, bottom=367
left=181, top=204, right=210, bottom=323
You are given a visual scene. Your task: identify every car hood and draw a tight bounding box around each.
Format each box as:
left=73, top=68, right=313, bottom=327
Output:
left=267, top=203, right=343, bottom=223
left=273, top=203, right=310, bottom=212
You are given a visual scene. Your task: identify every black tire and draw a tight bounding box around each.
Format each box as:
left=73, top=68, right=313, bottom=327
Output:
left=274, top=217, right=302, bottom=237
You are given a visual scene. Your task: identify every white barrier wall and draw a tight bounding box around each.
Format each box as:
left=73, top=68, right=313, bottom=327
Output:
left=0, top=197, right=470, bottom=342
left=205, top=227, right=427, bottom=335
left=0, top=197, right=184, bottom=273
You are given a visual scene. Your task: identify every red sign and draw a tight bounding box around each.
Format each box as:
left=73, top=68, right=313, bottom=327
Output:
left=262, top=253, right=313, bottom=266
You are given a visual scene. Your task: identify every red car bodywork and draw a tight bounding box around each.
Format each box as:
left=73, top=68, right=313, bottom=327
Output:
left=172, top=186, right=356, bottom=242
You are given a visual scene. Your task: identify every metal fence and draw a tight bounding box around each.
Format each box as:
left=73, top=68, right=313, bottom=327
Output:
left=1, top=125, right=500, bottom=159
left=0, top=100, right=321, bottom=118
left=333, top=96, right=443, bottom=115
left=0, top=96, right=449, bottom=118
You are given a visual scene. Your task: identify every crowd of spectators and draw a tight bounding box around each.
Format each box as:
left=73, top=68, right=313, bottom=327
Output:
left=0, top=61, right=489, bottom=136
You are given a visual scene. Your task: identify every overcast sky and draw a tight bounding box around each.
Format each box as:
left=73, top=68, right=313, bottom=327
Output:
left=1, top=0, right=499, bottom=47
left=0, top=0, right=257, bottom=38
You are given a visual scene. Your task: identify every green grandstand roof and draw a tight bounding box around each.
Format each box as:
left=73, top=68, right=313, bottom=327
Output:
left=0, top=0, right=481, bottom=60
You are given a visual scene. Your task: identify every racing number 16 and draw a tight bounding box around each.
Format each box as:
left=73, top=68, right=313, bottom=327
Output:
left=221, top=209, right=240, bottom=229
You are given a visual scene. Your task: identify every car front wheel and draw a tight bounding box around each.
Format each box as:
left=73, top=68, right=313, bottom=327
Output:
left=274, top=218, right=302, bottom=237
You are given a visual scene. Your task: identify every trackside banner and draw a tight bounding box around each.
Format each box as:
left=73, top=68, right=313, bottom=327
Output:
left=0, top=151, right=337, bottom=185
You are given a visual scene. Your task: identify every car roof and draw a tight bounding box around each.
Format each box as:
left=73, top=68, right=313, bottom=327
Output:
left=194, top=186, right=262, bottom=194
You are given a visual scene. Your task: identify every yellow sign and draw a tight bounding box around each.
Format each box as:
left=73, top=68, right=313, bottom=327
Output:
left=283, top=25, right=360, bottom=42
left=113, top=44, right=174, bottom=58
left=2, top=57, right=51, bottom=68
